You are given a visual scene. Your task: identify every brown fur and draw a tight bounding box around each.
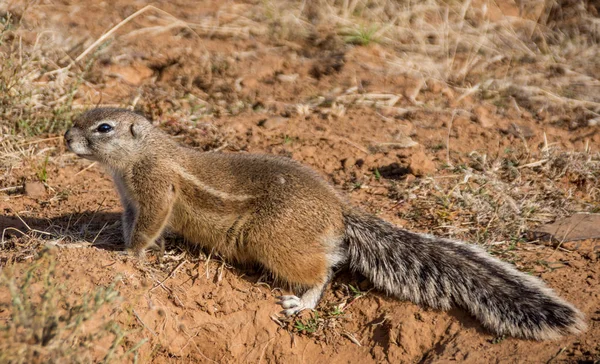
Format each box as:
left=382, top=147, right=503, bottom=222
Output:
left=64, top=108, right=586, bottom=340
left=65, top=108, right=344, bottom=290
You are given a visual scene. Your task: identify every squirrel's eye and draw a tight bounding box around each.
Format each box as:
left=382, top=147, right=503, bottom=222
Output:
left=97, top=123, right=113, bottom=133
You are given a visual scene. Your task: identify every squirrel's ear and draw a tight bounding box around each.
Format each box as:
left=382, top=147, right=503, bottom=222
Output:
left=130, top=122, right=144, bottom=138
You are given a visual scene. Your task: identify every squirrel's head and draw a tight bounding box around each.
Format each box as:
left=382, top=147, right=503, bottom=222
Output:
left=65, top=108, right=154, bottom=167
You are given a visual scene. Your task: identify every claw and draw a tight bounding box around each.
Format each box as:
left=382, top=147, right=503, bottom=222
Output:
left=276, top=295, right=305, bottom=315
left=281, top=308, right=303, bottom=316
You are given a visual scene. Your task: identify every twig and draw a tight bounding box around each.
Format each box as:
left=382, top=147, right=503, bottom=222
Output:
left=0, top=186, right=21, bottom=193
left=150, top=260, right=186, bottom=292
left=133, top=309, right=157, bottom=337
left=2, top=227, right=26, bottom=248
left=446, top=110, right=458, bottom=167
left=75, top=6, right=158, bottom=64
left=257, top=337, right=277, bottom=364
left=342, top=331, right=362, bottom=346
left=75, top=162, right=97, bottom=175
left=322, top=136, right=369, bottom=154
left=92, top=222, right=109, bottom=244
left=518, top=159, right=548, bottom=169
left=17, top=136, right=63, bottom=146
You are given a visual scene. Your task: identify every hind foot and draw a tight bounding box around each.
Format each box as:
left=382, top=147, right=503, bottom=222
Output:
left=276, top=272, right=332, bottom=316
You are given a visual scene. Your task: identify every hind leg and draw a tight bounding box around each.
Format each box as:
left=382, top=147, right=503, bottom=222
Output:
left=277, top=270, right=333, bottom=316
left=243, top=195, right=346, bottom=315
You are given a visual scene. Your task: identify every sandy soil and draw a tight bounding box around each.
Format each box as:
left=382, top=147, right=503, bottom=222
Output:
left=1, top=0, right=599, bottom=363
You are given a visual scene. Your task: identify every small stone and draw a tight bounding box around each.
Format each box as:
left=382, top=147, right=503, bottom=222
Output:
left=404, top=78, right=425, bottom=104
left=409, top=150, right=436, bottom=177
left=567, top=260, right=584, bottom=269
left=378, top=106, right=411, bottom=118
left=242, top=77, right=259, bottom=89
left=369, top=137, right=418, bottom=153
left=24, top=181, right=45, bottom=198
left=588, top=117, right=600, bottom=127
left=343, top=157, right=356, bottom=170
left=473, top=106, right=495, bottom=128
left=364, top=154, right=379, bottom=167
left=530, top=213, right=600, bottom=242
left=506, top=123, right=535, bottom=139
left=276, top=73, right=299, bottom=83
left=405, top=174, right=417, bottom=183
left=259, top=117, right=288, bottom=130
left=230, top=122, right=247, bottom=134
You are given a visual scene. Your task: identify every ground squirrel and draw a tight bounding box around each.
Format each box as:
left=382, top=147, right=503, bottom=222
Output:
left=64, top=108, right=586, bottom=340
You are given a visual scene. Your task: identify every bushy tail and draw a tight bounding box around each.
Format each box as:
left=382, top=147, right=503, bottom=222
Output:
left=343, top=210, right=586, bottom=340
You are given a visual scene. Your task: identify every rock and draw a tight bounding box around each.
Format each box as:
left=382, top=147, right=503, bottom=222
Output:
left=377, top=106, right=412, bottom=119
left=403, top=77, right=425, bottom=104
left=342, top=157, right=356, bottom=170
left=230, top=122, right=247, bottom=134
left=506, top=122, right=535, bottom=139
left=529, top=213, right=600, bottom=242
left=473, top=105, right=496, bottom=128
left=106, top=63, right=153, bottom=86
left=24, top=181, right=45, bottom=198
left=369, top=137, right=418, bottom=153
left=258, top=117, right=288, bottom=130
left=588, top=117, right=600, bottom=126
left=242, top=77, right=259, bottom=89
left=363, top=154, right=380, bottom=168
left=276, top=73, right=299, bottom=83
left=567, top=260, right=584, bottom=269
left=409, top=150, right=436, bottom=177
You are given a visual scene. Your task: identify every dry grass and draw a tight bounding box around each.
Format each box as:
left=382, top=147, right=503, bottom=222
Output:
left=0, top=250, right=145, bottom=363
left=2, top=0, right=598, bottom=137
left=394, top=144, right=599, bottom=251
left=0, top=14, right=84, bottom=138
left=254, top=0, right=600, bottom=120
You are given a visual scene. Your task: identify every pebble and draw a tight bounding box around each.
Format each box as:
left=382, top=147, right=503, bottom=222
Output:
left=24, top=181, right=46, bottom=198
left=408, top=150, right=436, bottom=177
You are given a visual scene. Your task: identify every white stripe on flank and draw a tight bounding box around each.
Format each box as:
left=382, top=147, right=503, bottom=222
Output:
left=172, top=164, right=254, bottom=201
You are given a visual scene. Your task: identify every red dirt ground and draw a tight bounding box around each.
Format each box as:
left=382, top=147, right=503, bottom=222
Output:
left=1, top=0, right=599, bottom=362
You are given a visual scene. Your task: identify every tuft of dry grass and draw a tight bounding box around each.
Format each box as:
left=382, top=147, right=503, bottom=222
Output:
left=252, top=0, right=600, bottom=122
left=0, top=14, right=84, bottom=138
left=0, top=250, right=145, bottom=363
left=393, top=145, right=599, bottom=252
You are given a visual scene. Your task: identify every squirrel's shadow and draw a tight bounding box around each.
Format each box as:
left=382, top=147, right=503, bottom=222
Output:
left=1, top=211, right=125, bottom=251
left=1, top=211, right=493, bottom=341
